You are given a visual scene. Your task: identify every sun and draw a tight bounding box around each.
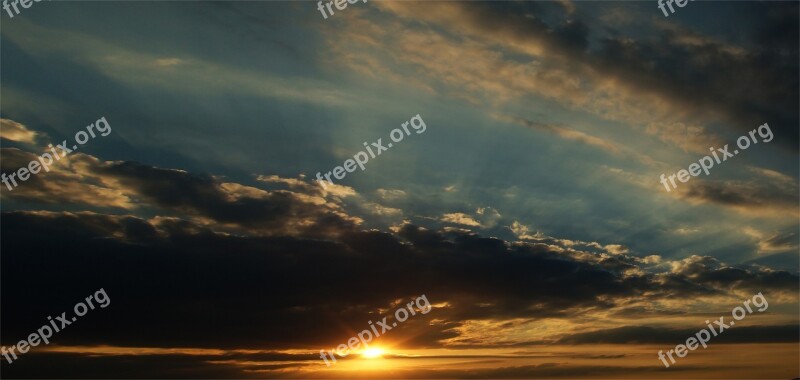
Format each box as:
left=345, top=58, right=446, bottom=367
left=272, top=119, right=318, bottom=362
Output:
left=361, top=347, right=385, bottom=359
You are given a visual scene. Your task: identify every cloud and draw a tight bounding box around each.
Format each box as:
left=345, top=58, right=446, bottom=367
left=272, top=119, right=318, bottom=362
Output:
left=1, top=118, right=39, bottom=143
left=742, top=227, right=798, bottom=255
left=680, top=178, right=798, bottom=217
left=1, top=142, right=363, bottom=238
left=362, top=202, right=403, bottom=217
left=559, top=325, right=799, bottom=344
left=509, top=221, right=542, bottom=240
left=0, top=149, right=134, bottom=209
left=440, top=212, right=481, bottom=227
left=331, top=1, right=797, bottom=156
left=603, top=244, right=629, bottom=255
left=0, top=143, right=796, bottom=376
left=0, top=348, right=741, bottom=379
left=669, top=255, right=798, bottom=295
left=644, top=121, right=722, bottom=155
left=92, top=161, right=362, bottom=237
left=2, top=204, right=795, bottom=351
left=257, top=173, right=357, bottom=199
left=475, top=207, right=502, bottom=228
left=497, top=115, right=622, bottom=155
left=605, top=162, right=798, bottom=217
left=440, top=207, right=502, bottom=229
left=154, top=57, right=182, bottom=67
left=376, top=188, right=407, bottom=201
left=0, top=352, right=252, bottom=379
left=673, top=226, right=700, bottom=235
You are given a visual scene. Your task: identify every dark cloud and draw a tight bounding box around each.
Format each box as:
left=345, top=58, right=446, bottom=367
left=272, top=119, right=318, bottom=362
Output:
left=93, top=160, right=360, bottom=237
left=762, top=232, right=798, bottom=250
left=559, top=324, right=800, bottom=345
left=2, top=155, right=796, bottom=357
left=670, top=255, right=798, bottom=294
left=590, top=3, right=799, bottom=150
left=401, top=1, right=798, bottom=150
left=0, top=350, right=689, bottom=379
left=682, top=179, right=798, bottom=214
left=0, top=148, right=361, bottom=237
left=2, top=144, right=797, bottom=356
left=0, top=352, right=254, bottom=379
left=2, top=205, right=796, bottom=352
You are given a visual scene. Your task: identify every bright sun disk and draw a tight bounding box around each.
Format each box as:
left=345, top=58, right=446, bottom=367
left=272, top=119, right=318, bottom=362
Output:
left=362, top=347, right=385, bottom=359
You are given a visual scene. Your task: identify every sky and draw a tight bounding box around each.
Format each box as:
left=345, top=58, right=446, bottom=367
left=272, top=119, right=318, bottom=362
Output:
left=0, top=0, right=798, bottom=378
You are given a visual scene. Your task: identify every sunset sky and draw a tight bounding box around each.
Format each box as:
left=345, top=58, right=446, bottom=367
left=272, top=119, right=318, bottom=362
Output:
left=1, top=1, right=798, bottom=378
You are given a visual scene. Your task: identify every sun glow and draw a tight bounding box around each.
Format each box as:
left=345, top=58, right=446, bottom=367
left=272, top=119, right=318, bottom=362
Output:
left=362, top=347, right=385, bottom=359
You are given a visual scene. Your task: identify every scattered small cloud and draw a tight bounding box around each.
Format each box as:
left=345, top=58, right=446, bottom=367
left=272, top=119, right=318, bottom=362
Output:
left=154, top=58, right=182, bottom=67
left=441, top=212, right=481, bottom=227
left=376, top=188, right=407, bottom=201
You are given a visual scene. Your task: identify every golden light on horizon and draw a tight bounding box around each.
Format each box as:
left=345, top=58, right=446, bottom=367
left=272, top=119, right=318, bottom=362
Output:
left=361, top=347, right=385, bottom=359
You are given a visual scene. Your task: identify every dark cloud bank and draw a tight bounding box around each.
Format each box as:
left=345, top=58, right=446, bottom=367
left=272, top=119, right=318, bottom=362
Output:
left=1, top=159, right=796, bottom=378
